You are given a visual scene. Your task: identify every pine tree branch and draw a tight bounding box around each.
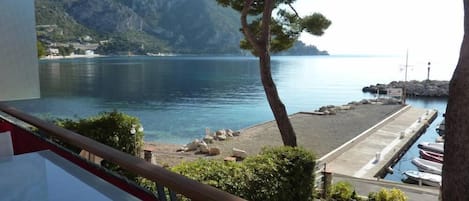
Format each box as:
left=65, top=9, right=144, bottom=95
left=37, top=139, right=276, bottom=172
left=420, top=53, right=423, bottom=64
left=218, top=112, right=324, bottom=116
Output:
left=288, top=3, right=300, bottom=18
left=241, top=0, right=262, bottom=53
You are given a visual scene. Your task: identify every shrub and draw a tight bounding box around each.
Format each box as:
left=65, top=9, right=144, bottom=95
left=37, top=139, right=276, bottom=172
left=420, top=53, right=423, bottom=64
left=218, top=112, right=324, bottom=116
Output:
left=55, top=110, right=144, bottom=156
left=54, top=110, right=144, bottom=180
left=368, top=188, right=407, bottom=201
left=243, top=146, right=316, bottom=201
left=172, top=159, right=248, bottom=197
left=172, top=146, right=316, bottom=201
left=328, top=181, right=355, bottom=201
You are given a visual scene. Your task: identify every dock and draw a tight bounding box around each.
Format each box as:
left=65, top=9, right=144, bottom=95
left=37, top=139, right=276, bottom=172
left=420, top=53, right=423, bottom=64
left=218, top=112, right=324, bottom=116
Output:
left=209, top=104, right=405, bottom=159
left=320, top=105, right=437, bottom=178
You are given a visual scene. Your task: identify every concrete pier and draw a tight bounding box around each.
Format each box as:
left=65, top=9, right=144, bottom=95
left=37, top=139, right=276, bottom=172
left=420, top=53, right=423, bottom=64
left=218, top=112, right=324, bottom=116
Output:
left=321, top=105, right=437, bottom=178
left=209, top=104, right=404, bottom=159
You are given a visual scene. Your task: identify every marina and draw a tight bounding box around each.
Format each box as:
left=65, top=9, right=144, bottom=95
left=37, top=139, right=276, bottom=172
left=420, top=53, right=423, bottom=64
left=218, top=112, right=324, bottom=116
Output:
left=323, top=106, right=437, bottom=178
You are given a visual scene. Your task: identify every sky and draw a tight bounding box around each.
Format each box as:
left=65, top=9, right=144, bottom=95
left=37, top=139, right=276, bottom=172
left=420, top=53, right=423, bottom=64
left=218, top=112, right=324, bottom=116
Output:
left=293, top=0, right=464, bottom=61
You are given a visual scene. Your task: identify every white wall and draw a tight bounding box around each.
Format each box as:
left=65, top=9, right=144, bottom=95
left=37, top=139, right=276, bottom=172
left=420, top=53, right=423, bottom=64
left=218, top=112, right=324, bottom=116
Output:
left=0, top=0, right=40, bottom=101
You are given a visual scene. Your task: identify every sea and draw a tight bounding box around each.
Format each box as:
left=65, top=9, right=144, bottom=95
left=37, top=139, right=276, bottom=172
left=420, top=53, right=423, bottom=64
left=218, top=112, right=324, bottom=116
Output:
left=5, top=55, right=455, bottom=183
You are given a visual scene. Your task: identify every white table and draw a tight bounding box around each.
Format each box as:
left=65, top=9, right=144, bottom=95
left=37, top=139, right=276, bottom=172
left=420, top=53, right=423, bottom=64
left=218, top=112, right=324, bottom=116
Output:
left=0, top=150, right=140, bottom=201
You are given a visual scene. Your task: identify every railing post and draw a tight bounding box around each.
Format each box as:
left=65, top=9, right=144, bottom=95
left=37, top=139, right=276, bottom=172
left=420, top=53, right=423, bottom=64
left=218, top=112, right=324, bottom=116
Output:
left=144, top=150, right=152, bottom=163
left=156, top=182, right=168, bottom=201
left=322, top=163, right=332, bottom=199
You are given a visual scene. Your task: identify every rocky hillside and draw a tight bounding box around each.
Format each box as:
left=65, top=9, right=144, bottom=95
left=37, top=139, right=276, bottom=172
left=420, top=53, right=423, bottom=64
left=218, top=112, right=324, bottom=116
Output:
left=35, top=0, right=327, bottom=55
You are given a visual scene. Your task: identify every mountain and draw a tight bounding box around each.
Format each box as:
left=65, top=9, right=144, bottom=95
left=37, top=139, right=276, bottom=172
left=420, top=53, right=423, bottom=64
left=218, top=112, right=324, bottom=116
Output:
left=35, top=0, right=327, bottom=55
left=275, top=41, right=329, bottom=56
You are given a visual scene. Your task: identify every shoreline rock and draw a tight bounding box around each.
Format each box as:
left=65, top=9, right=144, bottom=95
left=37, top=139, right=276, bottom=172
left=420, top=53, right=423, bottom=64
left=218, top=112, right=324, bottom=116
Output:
left=362, top=80, right=449, bottom=97
left=311, top=98, right=401, bottom=115
left=177, top=128, right=243, bottom=156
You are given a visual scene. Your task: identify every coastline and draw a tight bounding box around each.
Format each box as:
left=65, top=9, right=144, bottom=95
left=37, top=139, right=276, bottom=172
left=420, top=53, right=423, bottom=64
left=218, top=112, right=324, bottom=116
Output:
left=143, top=102, right=404, bottom=167
left=40, top=54, right=105, bottom=60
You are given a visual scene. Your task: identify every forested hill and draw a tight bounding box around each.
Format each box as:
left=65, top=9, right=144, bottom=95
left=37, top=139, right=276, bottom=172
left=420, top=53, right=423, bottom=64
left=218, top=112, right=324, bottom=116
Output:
left=35, top=0, right=327, bottom=55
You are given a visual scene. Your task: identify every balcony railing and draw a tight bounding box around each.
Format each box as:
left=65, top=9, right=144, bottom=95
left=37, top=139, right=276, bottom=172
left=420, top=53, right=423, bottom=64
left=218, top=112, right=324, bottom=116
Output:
left=0, top=103, right=246, bottom=201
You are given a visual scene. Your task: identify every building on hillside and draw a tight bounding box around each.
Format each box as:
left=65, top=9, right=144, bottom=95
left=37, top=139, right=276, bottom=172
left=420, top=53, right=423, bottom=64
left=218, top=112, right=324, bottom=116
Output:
left=47, top=48, right=59, bottom=56
left=85, top=50, right=94, bottom=55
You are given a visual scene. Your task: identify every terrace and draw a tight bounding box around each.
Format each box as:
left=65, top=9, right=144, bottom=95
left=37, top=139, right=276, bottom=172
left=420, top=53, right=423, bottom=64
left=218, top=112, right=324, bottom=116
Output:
left=0, top=0, right=245, bottom=200
left=0, top=103, right=245, bottom=201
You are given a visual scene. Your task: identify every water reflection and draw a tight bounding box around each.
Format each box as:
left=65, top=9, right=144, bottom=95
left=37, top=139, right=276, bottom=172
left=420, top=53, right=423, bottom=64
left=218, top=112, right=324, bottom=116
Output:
left=40, top=57, right=265, bottom=107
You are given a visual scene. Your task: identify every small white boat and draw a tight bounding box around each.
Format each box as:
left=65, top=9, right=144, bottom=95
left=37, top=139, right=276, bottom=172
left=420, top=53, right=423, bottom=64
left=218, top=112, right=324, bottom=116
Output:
left=412, top=157, right=442, bottom=175
left=418, top=142, right=444, bottom=154
left=404, top=170, right=441, bottom=187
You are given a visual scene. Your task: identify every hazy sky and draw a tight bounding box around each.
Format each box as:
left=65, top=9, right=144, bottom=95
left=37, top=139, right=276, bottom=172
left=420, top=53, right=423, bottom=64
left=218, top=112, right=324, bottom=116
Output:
left=293, top=0, right=464, bottom=60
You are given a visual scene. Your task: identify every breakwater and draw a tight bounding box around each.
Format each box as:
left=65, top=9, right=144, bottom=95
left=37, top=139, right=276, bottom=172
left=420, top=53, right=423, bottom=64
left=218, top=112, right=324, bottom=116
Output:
left=363, top=80, right=449, bottom=97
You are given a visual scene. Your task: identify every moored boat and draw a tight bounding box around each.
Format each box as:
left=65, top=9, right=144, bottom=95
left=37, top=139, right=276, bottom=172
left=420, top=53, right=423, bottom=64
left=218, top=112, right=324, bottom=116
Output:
left=411, top=157, right=442, bottom=175
left=418, top=142, right=444, bottom=154
left=435, top=136, right=444, bottom=143
left=419, top=149, right=443, bottom=163
left=403, top=170, right=441, bottom=187
left=436, top=119, right=445, bottom=136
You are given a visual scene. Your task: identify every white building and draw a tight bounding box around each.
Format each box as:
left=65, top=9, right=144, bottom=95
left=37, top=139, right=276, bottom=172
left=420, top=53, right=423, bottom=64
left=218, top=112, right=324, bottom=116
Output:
left=85, top=50, right=94, bottom=55
left=48, top=48, right=59, bottom=55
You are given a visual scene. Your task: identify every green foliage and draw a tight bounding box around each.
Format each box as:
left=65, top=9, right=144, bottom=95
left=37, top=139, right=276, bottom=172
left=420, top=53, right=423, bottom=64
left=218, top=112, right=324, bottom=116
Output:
left=328, top=181, right=356, bottom=201
left=35, top=0, right=97, bottom=42
left=37, top=41, right=47, bottom=58
left=172, top=159, right=248, bottom=197
left=274, top=41, right=328, bottom=56
left=74, top=48, right=85, bottom=55
left=243, top=146, right=316, bottom=201
left=326, top=183, right=407, bottom=201
left=55, top=110, right=144, bottom=156
left=172, top=146, right=316, bottom=201
left=58, top=44, right=74, bottom=56
left=55, top=110, right=144, bottom=180
left=95, top=31, right=169, bottom=55
left=301, top=13, right=332, bottom=36
left=368, top=188, right=407, bottom=201
left=95, top=36, right=143, bottom=55
left=216, top=0, right=331, bottom=55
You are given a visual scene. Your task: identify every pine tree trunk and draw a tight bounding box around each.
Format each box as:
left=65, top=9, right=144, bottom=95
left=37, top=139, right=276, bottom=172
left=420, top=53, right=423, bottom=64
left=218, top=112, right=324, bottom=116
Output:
left=442, top=1, right=469, bottom=199
left=259, top=52, right=297, bottom=147
left=240, top=0, right=297, bottom=147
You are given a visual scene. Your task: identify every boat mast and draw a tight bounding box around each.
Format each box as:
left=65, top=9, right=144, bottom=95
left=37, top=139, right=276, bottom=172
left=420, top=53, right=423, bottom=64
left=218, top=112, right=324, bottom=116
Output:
left=403, top=50, right=408, bottom=104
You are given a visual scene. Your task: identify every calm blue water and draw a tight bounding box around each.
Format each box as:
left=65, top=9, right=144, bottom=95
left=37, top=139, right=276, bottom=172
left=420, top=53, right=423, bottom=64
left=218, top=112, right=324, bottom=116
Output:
left=6, top=55, right=454, bottom=183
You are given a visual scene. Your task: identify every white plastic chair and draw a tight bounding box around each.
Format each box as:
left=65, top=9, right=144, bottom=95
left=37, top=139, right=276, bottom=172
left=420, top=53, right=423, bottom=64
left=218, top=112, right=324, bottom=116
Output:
left=0, top=131, right=13, bottom=158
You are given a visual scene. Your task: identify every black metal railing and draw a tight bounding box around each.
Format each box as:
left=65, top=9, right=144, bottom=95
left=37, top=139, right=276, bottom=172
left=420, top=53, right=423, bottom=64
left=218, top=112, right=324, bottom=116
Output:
left=0, top=103, right=246, bottom=201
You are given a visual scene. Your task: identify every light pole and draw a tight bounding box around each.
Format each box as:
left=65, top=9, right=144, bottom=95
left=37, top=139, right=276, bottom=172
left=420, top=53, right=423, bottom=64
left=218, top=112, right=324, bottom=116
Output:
left=403, top=51, right=409, bottom=105
left=130, top=125, right=137, bottom=156
left=427, top=61, right=431, bottom=81
left=130, top=124, right=143, bottom=157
